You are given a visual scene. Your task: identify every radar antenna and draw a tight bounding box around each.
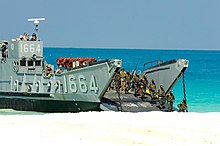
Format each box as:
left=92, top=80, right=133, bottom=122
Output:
left=28, top=18, right=45, bottom=40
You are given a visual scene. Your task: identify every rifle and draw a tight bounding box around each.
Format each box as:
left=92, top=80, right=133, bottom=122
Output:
left=131, top=58, right=140, bottom=78
left=130, top=58, right=140, bottom=89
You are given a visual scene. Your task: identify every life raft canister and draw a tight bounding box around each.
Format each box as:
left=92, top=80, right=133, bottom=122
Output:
left=56, top=58, right=64, bottom=66
left=56, top=57, right=96, bottom=67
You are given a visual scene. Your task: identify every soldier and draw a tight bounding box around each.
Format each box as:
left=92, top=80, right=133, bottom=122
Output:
left=17, top=35, right=24, bottom=41
left=138, top=75, right=146, bottom=97
left=143, top=75, right=148, bottom=87
left=46, top=64, right=53, bottom=77
left=120, top=68, right=126, bottom=92
left=178, top=97, right=188, bottom=112
left=137, top=77, right=143, bottom=96
left=1, top=42, right=8, bottom=58
left=158, top=85, right=166, bottom=109
left=23, top=32, right=29, bottom=41
left=133, top=73, right=140, bottom=95
left=125, top=71, right=131, bottom=94
left=167, top=91, right=175, bottom=112
left=149, top=79, right=157, bottom=100
left=114, top=71, right=121, bottom=92
left=30, top=33, right=37, bottom=41
left=56, top=65, right=63, bottom=74
left=141, top=75, right=148, bottom=96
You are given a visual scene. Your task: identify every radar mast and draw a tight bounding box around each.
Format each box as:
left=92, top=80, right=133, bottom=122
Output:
left=28, top=18, right=45, bottom=40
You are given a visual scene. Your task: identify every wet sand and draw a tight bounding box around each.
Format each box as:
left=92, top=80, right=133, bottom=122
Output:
left=0, top=111, right=219, bottom=146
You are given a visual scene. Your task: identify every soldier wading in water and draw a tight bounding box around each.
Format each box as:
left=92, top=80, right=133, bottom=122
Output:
left=178, top=97, right=188, bottom=112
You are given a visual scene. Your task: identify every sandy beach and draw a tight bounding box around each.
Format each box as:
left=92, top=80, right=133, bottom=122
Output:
left=0, top=111, right=219, bottom=146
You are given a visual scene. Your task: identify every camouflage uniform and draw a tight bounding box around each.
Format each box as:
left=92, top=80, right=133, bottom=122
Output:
left=158, top=85, right=166, bottom=109
left=167, top=91, right=175, bottom=112
left=178, top=97, right=188, bottom=112
left=125, top=71, right=131, bottom=94
left=143, top=76, right=148, bottom=87
left=149, top=80, right=157, bottom=99
left=120, top=68, right=126, bottom=92
left=114, top=72, right=121, bottom=92
left=137, top=78, right=143, bottom=96
left=138, top=75, right=147, bottom=97
left=133, top=74, right=139, bottom=94
left=142, top=76, right=148, bottom=96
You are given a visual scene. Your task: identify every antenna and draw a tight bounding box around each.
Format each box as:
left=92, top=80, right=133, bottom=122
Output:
left=28, top=18, right=45, bottom=40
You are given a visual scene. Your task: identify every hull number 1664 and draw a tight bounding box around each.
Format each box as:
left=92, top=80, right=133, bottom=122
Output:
left=68, top=75, right=99, bottom=94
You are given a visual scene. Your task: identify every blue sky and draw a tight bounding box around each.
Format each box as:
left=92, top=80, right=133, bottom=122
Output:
left=0, top=0, right=220, bottom=49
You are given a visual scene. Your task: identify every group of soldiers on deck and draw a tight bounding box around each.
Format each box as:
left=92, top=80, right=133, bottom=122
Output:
left=110, top=68, right=188, bottom=112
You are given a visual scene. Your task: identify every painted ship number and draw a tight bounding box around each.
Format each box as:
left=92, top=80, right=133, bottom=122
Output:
left=20, top=44, right=41, bottom=53
left=69, top=75, right=99, bottom=94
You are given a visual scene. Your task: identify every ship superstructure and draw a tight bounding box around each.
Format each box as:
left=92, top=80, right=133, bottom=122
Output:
left=0, top=18, right=121, bottom=112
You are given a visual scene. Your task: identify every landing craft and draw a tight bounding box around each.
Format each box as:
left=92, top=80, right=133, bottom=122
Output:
left=144, top=59, right=189, bottom=94
left=0, top=18, right=121, bottom=112
left=101, top=59, right=189, bottom=112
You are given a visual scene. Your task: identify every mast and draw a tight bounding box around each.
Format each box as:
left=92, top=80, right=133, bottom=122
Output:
left=27, top=18, right=45, bottom=40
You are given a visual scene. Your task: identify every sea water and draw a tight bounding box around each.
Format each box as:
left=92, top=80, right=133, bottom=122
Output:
left=44, top=48, right=220, bottom=112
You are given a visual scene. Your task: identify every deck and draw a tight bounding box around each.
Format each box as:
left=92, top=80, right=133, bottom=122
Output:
left=101, top=90, right=175, bottom=112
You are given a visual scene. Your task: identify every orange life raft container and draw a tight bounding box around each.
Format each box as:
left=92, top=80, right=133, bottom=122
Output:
left=56, top=57, right=96, bottom=67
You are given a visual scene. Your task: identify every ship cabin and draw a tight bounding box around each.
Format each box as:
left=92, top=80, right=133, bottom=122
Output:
left=1, top=40, right=49, bottom=75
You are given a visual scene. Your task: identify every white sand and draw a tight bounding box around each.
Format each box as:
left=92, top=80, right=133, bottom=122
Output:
left=0, top=111, right=220, bottom=146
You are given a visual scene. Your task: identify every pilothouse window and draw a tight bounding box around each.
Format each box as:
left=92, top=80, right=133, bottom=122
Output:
left=35, top=60, right=41, bottom=66
left=20, top=60, right=26, bottom=66
left=28, top=60, right=33, bottom=66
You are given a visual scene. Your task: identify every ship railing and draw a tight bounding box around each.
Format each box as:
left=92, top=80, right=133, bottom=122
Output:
left=66, top=59, right=109, bottom=71
left=144, top=60, right=163, bottom=70
left=144, top=59, right=177, bottom=70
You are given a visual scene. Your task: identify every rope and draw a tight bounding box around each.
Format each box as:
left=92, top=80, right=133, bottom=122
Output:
left=181, top=72, right=189, bottom=112
left=116, top=81, right=123, bottom=112
left=182, top=72, right=187, bottom=99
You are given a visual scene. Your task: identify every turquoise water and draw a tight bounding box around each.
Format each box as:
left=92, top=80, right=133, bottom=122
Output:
left=44, top=48, right=220, bottom=112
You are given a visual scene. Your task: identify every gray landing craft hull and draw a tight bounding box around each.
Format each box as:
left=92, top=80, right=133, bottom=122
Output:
left=144, top=59, right=189, bottom=94
left=0, top=95, right=100, bottom=112
left=0, top=41, right=121, bottom=112
left=0, top=59, right=121, bottom=112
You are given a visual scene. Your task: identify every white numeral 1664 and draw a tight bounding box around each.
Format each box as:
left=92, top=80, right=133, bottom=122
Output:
left=68, top=75, right=98, bottom=94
